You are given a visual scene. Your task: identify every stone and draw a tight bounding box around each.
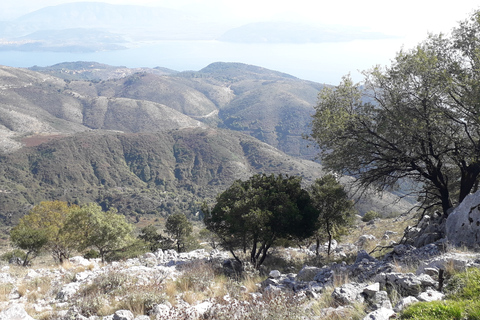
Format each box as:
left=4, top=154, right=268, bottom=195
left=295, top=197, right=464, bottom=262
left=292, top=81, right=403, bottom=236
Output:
left=417, top=289, right=444, bottom=302
left=332, top=282, right=367, bottom=305
left=375, top=272, right=437, bottom=297
left=355, top=250, right=377, bottom=264
left=296, top=266, right=322, bottom=282
left=113, top=310, right=134, bottom=320
left=56, top=282, right=81, bottom=301
left=0, top=304, right=36, bottom=320
left=269, top=270, right=281, bottom=279
left=363, top=283, right=380, bottom=298
left=356, top=235, right=376, bottom=247
left=446, top=189, right=480, bottom=248
left=362, top=307, right=395, bottom=320
left=134, top=317, right=150, bottom=320
left=370, top=291, right=392, bottom=310
left=394, top=296, right=419, bottom=312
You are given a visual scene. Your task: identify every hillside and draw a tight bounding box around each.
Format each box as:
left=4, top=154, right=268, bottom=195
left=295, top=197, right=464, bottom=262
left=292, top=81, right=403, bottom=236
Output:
left=0, top=62, right=414, bottom=227
left=0, top=127, right=412, bottom=225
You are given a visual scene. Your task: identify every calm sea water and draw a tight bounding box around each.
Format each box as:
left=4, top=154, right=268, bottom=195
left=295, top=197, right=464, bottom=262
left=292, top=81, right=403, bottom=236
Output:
left=0, top=38, right=413, bottom=84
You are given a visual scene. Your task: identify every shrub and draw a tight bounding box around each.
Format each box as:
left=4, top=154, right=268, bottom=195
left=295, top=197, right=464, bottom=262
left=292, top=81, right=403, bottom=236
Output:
left=400, top=301, right=464, bottom=320
left=362, top=210, right=380, bottom=222
left=0, top=249, right=27, bottom=263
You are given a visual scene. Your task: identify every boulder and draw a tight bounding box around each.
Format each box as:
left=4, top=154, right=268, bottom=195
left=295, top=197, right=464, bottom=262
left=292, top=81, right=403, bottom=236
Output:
left=296, top=266, right=322, bottom=282
left=447, top=190, right=480, bottom=248
left=362, top=307, right=395, bottom=320
left=332, top=282, right=367, bottom=305
left=375, top=272, right=437, bottom=297
left=394, top=296, right=419, bottom=312
left=417, top=289, right=444, bottom=302
left=0, top=304, right=36, bottom=320
left=113, top=310, right=134, bottom=320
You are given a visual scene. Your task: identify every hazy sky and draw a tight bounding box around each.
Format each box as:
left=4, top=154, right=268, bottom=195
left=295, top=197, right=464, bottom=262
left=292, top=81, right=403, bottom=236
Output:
left=2, top=0, right=479, bottom=40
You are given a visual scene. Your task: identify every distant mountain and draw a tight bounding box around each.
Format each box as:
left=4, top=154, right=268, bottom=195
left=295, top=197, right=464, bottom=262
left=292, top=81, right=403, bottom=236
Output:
left=0, top=62, right=414, bottom=225
left=0, top=2, right=397, bottom=52
left=30, top=62, right=178, bottom=80
left=0, top=127, right=412, bottom=225
left=25, top=61, right=322, bottom=159
left=218, top=21, right=396, bottom=43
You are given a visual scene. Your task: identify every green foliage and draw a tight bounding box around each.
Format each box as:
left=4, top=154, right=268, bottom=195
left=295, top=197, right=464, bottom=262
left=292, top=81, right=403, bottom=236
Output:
left=401, top=268, right=480, bottom=320
left=362, top=210, right=380, bottom=222
left=66, top=203, right=135, bottom=262
left=138, top=224, right=172, bottom=252
left=204, top=173, right=318, bottom=268
left=445, top=267, right=480, bottom=300
left=165, top=213, right=193, bottom=253
left=10, top=200, right=77, bottom=264
left=309, top=174, right=355, bottom=256
left=0, top=249, right=27, bottom=262
left=400, top=301, right=464, bottom=320
left=309, top=11, right=480, bottom=215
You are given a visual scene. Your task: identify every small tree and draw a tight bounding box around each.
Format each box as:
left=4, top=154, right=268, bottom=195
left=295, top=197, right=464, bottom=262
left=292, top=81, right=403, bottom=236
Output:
left=309, top=175, right=355, bottom=256
left=204, top=174, right=318, bottom=268
left=165, top=213, right=192, bottom=253
left=10, top=224, right=49, bottom=266
left=12, top=201, right=80, bottom=263
left=139, top=225, right=172, bottom=252
left=64, top=203, right=134, bottom=263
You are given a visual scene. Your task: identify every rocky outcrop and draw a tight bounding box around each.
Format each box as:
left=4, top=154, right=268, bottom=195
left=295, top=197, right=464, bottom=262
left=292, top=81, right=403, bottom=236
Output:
left=446, top=190, right=480, bottom=248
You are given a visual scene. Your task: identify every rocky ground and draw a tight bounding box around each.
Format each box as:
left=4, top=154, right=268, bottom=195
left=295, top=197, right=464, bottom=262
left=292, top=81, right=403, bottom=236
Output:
left=1, top=233, right=480, bottom=320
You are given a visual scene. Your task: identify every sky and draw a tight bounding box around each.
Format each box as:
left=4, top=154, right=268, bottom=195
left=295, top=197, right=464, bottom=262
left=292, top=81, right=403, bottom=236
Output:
left=0, top=1, right=479, bottom=84
left=2, top=0, right=479, bottom=38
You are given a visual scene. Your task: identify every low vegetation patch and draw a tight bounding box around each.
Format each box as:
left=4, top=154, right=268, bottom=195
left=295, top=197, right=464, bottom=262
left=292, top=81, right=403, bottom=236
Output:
left=401, top=268, right=480, bottom=320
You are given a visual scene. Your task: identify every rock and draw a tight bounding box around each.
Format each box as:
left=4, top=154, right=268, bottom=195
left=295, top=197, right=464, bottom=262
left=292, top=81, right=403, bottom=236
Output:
left=113, top=310, right=134, bottom=320
left=446, top=189, right=480, bottom=248
left=363, top=283, right=380, bottom=298
left=394, top=296, right=419, bottom=312
left=375, top=272, right=437, bottom=297
left=313, top=267, right=335, bottom=286
left=296, top=266, right=322, bottom=282
left=356, top=235, right=376, bottom=247
left=151, top=303, right=171, bottom=318
left=56, top=282, right=81, bottom=301
left=362, top=307, right=395, bottom=320
left=332, top=282, right=367, bottom=305
left=134, top=316, right=150, bottom=320
left=269, top=270, right=281, bottom=279
left=417, top=289, right=444, bottom=302
left=370, top=291, right=392, bottom=310
left=0, top=304, right=36, bottom=320
left=355, top=250, right=377, bottom=264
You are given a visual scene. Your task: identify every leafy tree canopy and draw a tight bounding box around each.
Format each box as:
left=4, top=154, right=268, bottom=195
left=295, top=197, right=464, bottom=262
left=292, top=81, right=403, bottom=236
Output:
left=309, top=174, right=355, bottom=256
left=310, top=10, right=480, bottom=216
left=204, top=173, right=318, bottom=268
left=165, top=213, right=192, bottom=253
left=11, top=201, right=79, bottom=263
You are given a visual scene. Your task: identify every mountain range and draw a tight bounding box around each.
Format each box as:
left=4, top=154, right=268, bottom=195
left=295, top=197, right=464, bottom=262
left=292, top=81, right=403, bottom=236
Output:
left=0, top=61, right=413, bottom=226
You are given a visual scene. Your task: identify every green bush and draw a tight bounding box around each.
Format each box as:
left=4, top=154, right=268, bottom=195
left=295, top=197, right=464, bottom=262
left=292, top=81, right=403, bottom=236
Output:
left=400, top=301, right=464, bottom=320
left=401, top=268, right=480, bottom=320
left=362, top=210, right=380, bottom=222
left=83, top=249, right=100, bottom=259
left=445, top=267, right=480, bottom=300
left=0, top=249, right=27, bottom=263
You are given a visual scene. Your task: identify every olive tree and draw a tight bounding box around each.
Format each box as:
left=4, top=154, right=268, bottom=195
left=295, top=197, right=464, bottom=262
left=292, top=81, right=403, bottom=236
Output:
left=204, top=174, right=318, bottom=268
left=310, top=11, right=480, bottom=217
left=10, top=201, right=80, bottom=263
left=66, top=203, right=134, bottom=263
